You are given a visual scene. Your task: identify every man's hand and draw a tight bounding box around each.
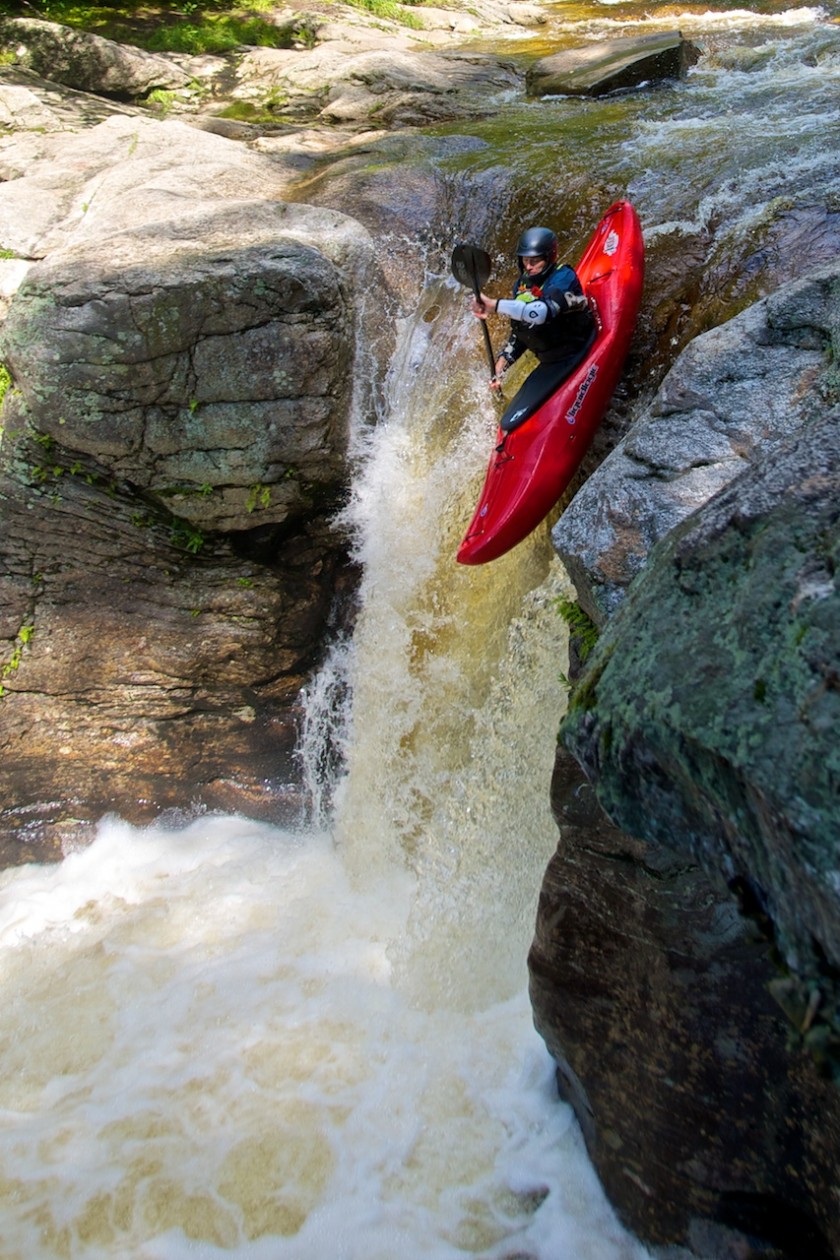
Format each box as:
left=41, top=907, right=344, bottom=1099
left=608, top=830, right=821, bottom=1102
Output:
left=490, top=355, right=508, bottom=392
left=471, top=292, right=494, bottom=319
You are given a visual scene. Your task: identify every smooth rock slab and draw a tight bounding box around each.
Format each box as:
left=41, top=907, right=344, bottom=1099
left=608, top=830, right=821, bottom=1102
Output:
left=526, top=30, right=701, bottom=98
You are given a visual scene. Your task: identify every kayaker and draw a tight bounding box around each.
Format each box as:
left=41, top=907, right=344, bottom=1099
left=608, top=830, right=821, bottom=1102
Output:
left=471, top=226, right=594, bottom=392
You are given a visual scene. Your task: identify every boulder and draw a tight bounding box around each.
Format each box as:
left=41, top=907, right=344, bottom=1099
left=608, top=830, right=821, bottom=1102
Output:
left=537, top=261, right=840, bottom=1257
left=0, top=17, right=191, bottom=101
left=527, top=30, right=701, bottom=98
left=508, top=4, right=547, bottom=26
left=562, top=404, right=840, bottom=992
left=231, top=44, right=521, bottom=127
left=553, top=262, right=839, bottom=622
left=0, top=116, right=378, bottom=861
left=0, top=64, right=146, bottom=145
left=2, top=201, right=364, bottom=531
left=531, top=748, right=840, bottom=1259
left=550, top=405, right=840, bottom=1254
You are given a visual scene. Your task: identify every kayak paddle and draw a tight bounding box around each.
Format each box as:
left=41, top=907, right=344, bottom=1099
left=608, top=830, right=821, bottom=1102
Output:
left=451, top=242, right=497, bottom=380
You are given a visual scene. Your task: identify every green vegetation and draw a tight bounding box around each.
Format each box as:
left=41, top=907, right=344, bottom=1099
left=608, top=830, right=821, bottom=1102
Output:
left=5, top=1, right=307, bottom=55
left=0, top=363, right=11, bottom=410
left=146, top=87, right=178, bottom=115
left=0, top=623, right=35, bottom=701
left=344, top=0, right=424, bottom=26
left=4, top=0, right=427, bottom=51
left=825, top=276, right=840, bottom=401
left=246, top=482, right=271, bottom=512
left=555, top=595, right=600, bottom=662
left=217, top=89, right=290, bottom=124
left=169, top=515, right=205, bottom=554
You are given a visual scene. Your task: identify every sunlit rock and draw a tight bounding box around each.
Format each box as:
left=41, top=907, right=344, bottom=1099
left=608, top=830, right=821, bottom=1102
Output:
left=0, top=115, right=377, bottom=860
left=553, top=262, right=840, bottom=622
left=526, top=30, right=701, bottom=98
left=232, top=45, right=521, bottom=128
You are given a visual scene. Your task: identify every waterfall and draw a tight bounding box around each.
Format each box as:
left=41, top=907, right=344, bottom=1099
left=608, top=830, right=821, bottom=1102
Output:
left=0, top=268, right=649, bottom=1260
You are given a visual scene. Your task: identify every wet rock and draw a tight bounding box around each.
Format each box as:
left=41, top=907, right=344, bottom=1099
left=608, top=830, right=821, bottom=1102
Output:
left=526, top=30, right=701, bottom=99
left=553, top=262, right=839, bottom=622
left=562, top=405, right=840, bottom=992
left=550, top=405, right=840, bottom=1252
left=537, top=260, right=840, bottom=1257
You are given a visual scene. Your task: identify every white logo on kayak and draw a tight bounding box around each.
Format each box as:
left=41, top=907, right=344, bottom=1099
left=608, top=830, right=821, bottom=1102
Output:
left=603, top=230, right=619, bottom=256
left=566, top=364, right=599, bottom=424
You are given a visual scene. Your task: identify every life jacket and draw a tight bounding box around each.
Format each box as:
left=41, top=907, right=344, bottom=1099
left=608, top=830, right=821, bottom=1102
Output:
left=511, top=263, right=594, bottom=364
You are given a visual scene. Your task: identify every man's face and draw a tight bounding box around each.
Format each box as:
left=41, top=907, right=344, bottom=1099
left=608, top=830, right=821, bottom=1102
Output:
left=521, top=254, right=546, bottom=275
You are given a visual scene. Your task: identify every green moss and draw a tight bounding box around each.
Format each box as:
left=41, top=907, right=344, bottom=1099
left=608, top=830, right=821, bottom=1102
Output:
left=216, top=93, right=291, bottom=125
left=0, top=621, right=35, bottom=701
left=169, top=516, right=205, bottom=555
left=824, top=276, right=840, bottom=401
left=564, top=642, right=613, bottom=716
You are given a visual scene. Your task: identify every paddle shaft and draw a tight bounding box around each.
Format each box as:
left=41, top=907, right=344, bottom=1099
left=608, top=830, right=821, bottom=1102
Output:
left=474, top=291, right=497, bottom=379
left=451, top=244, right=497, bottom=380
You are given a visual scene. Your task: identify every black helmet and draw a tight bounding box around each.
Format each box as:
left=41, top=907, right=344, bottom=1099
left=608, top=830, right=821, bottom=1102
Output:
left=516, top=226, right=558, bottom=266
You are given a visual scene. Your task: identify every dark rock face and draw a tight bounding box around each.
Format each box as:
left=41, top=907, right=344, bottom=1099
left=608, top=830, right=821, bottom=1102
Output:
left=539, top=407, right=840, bottom=1256
left=526, top=31, right=701, bottom=99
left=530, top=749, right=840, bottom=1259
left=0, top=458, right=357, bottom=865
left=563, top=408, right=840, bottom=998
left=532, top=259, right=840, bottom=1256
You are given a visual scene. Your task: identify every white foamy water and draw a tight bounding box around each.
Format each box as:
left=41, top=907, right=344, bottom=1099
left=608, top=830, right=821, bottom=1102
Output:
left=0, top=281, right=650, bottom=1259
left=0, top=816, right=648, bottom=1260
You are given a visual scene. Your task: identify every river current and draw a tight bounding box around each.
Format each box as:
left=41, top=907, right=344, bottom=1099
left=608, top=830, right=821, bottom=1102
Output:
left=1, top=3, right=839, bottom=1256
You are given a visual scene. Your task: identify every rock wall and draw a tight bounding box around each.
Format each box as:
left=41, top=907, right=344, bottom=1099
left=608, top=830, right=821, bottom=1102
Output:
left=533, top=265, right=840, bottom=1257
left=0, top=116, right=380, bottom=862
left=531, top=749, right=840, bottom=1260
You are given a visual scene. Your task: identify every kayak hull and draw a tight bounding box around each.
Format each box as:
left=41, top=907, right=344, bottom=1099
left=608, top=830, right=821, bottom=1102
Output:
left=456, top=201, right=645, bottom=566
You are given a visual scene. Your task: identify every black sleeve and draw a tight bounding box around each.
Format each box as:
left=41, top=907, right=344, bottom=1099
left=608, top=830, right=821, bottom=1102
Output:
left=500, top=331, right=525, bottom=365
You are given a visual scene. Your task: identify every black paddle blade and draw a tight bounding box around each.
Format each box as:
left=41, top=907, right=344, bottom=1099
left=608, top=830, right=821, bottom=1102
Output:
left=451, top=243, right=492, bottom=294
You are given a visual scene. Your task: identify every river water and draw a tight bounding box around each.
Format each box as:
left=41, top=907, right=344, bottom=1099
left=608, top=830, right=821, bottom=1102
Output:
left=1, top=3, right=839, bottom=1257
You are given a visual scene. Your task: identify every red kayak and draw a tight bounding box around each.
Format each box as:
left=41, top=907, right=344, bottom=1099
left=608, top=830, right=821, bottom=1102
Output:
left=457, top=201, right=644, bottom=565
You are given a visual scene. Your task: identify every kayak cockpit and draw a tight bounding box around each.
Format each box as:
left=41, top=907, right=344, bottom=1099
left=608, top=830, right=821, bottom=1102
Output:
left=499, top=328, right=598, bottom=434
